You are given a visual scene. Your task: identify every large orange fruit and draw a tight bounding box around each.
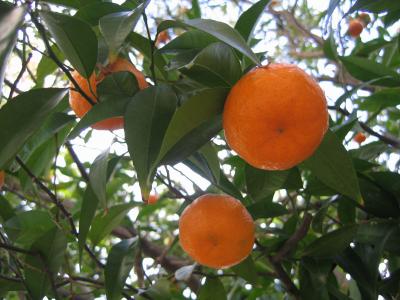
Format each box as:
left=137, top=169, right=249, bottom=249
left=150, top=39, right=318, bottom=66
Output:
left=179, top=194, right=254, bottom=269
left=69, top=58, right=148, bottom=130
left=0, top=171, right=4, bottom=189
left=223, top=63, right=328, bottom=171
left=348, top=19, right=364, bottom=37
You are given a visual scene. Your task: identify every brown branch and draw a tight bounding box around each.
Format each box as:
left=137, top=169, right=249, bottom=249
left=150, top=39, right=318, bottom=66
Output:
left=272, top=213, right=313, bottom=263
left=8, top=52, right=33, bottom=99
left=268, top=257, right=300, bottom=299
left=65, top=141, right=90, bottom=182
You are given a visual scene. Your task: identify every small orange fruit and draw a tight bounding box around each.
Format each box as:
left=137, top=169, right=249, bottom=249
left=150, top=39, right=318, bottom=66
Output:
left=179, top=194, right=255, bottom=269
left=358, top=13, right=371, bottom=25
left=147, top=194, right=159, bottom=205
left=348, top=19, right=364, bottom=37
left=0, top=171, right=4, bottom=189
left=223, top=63, right=328, bottom=171
left=354, top=132, right=366, bottom=144
left=69, top=58, right=148, bottom=130
left=156, top=31, right=170, bottom=46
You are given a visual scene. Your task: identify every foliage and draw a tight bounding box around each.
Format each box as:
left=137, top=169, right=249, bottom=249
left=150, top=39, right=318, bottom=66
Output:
left=0, top=0, right=399, bottom=299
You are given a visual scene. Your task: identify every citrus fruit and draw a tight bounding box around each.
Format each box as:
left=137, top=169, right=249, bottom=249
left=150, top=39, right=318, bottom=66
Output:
left=0, top=171, right=4, bottom=189
left=156, top=31, right=170, bottom=45
left=354, top=132, right=366, bottom=144
left=69, top=58, right=148, bottom=130
left=223, top=63, right=328, bottom=171
left=147, top=194, right=159, bottom=205
left=179, top=194, right=255, bottom=269
left=348, top=19, right=364, bottom=37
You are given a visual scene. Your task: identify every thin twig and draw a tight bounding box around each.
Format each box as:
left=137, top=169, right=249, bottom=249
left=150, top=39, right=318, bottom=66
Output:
left=8, top=53, right=33, bottom=99
left=142, top=12, right=157, bottom=84
left=65, top=141, right=90, bottom=182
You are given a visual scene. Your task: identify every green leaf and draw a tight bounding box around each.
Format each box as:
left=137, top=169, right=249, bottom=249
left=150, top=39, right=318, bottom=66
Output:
left=105, top=237, right=138, bottom=300
left=230, top=256, right=258, bottom=284
left=323, top=34, right=338, bottom=60
left=4, top=211, right=55, bottom=246
left=40, top=11, right=98, bottom=78
left=234, top=0, right=270, bottom=42
left=199, top=277, right=227, bottom=300
left=245, top=164, right=292, bottom=201
left=157, top=87, right=228, bottom=165
left=348, top=0, right=400, bottom=14
left=303, top=225, right=358, bottom=258
left=246, top=199, right=288, bottom=220
left=75, top=2, right=129, bottom=26
left=125, top=84, right=178, bottom=199
left=89, top=203, right=136, bottom=245
left=0, top=279, right=24, bottom=294
left=78, top=185, right=99, bottom=262
left=0, top=5, right=27, bottom=98
left=97, top=71, right=140, bottom=98
left=359, top=88, right=400, bottom=112
left=340, top=56, right=400, bottom=87
left=180, top=42, right=242, bottom=87
left=0, top=88, right=67, bottom=169
left=89, top=148, right=110, bottom=209
left=0, top=195, right=15, bottom=222
left=99, top=0, right=149, bottom=54
left=25, top=227, right=67, bottom=300
left=158, top=19, right=260, bottom=65
left=187, top=0, right=201, bottom=19
left=159, top=30, right=218, bottom=54
left=302, top=130, right=361, bottom=202
left=332, top=114, right=358, bottom=141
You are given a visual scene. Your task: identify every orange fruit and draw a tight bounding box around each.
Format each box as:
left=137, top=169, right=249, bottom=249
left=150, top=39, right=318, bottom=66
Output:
left=69, top=58, right=148, bottom=130
left=348, top=19, right=364, bottom=37
left=179, top=194, right=255, bottom=269
left=0, top=171, right=4, bottom=189
left=223, top=63, right=328, bottom=171
left=156, top=31, right=170, bottom=46
left=147, top=194, right=159, bottom=204
left=358, top=13, right=371, bottom=25
left=354, top=132, right=366, bottom=144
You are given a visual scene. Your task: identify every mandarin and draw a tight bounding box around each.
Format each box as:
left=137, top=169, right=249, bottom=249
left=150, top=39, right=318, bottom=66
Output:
left=0, top=171, right=4, bottom=189
left=223, top=63, right=328, bottom=171
left=69, top=58, right=148, bottom=130
left=354, top=132, right=366, bottom=144
left=179, top=194, right=254, bottom=269
left=348, top=19, right=364, bottom=37
left=147, top=194, right=159, bottom=205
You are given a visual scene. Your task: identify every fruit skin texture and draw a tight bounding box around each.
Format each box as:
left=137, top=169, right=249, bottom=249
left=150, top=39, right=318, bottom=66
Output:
left=348, top=19, right=364, bottom=37
left=69, top=58, right=148, bottom=130
left=179, top=194, right=255, bottom=269
left=0, top=171, right=4, bottom=189
left=223, top=63, right=328, bottom=171
left=354, top=132, right=366, bottom=144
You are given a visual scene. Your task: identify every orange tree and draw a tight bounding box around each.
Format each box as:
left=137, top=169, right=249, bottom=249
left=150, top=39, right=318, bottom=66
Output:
left=0, top=0, right=400, bottom=299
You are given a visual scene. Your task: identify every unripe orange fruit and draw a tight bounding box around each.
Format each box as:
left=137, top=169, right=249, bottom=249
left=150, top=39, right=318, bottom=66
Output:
left=348, top=19, right=364, bottom=37
left=69, top=58, right=148, bottom=130
left=179, top=194, right=255, bottom=269
left=354, top=132, right=366, bottom=144
left=0, top=171, right=4, bottom=189
left=223, top=63, right=328, bottom=171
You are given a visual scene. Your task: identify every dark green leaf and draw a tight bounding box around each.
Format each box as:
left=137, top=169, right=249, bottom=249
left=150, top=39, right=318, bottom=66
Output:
left=303, top=225, right=358, bottom=258
left=359, top=88, right=400, bottom=112
left=89, top=148, right=110, bottom=209
left=99, top=0, right=149, bottom=54
left=199, top=277, right=227, bottom=300
left=75, top=2, right=129, bottom=26
left=187, top=0, right=201, bottom=19
left=234, top=0, right=270, bottom=42
left=40, top=11, right=98, bottom=78
left=0, top=195, right=15, bottom=222
left=340, top=56, right=400, bottom=87
left=0, top=88, right=67, bottom=169
left=348, top=0, right=400, bottom=14
left=125, top=84, right=178, bottom=199
left=302, top=130, right=362, bottom=202
left=230, top=256, right=258, bottom=284
left=105, top=238, right=138, bottom=300
left=89, top=203, right=136, bottom=245
left=0, top=5, right=26, bottom=98
left=4, top=211, right=55, bottom=246
left=159, top=30, right=218, bottom=54
left=246, top=199, right=288, bottom=220
left=158, top=19, right=260, bottom=65
left=157, top=88, right=228, bottom=165
left=181, top=42, right=242, bottom=87
left=25, top=227, right=67, bottom=300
